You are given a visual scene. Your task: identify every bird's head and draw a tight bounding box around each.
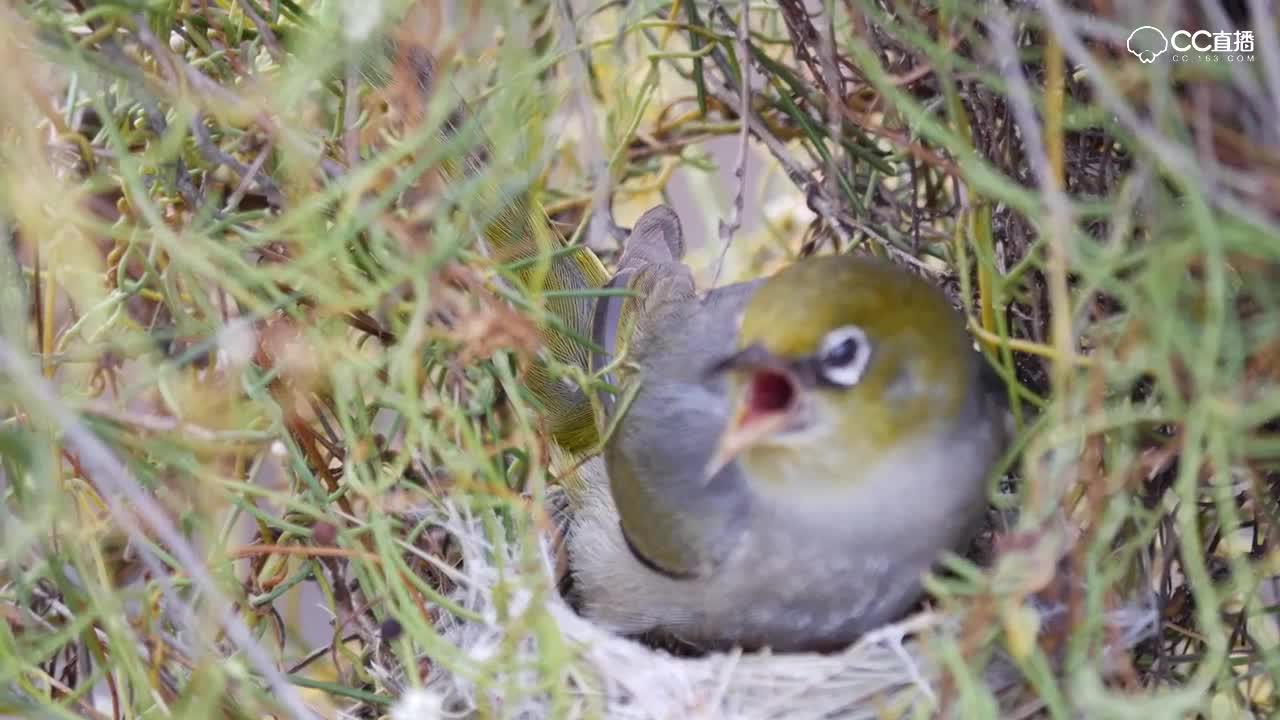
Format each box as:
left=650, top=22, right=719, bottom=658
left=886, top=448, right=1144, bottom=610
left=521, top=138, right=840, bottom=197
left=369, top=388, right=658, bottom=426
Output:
left=706, top=255, right=978, bottom=489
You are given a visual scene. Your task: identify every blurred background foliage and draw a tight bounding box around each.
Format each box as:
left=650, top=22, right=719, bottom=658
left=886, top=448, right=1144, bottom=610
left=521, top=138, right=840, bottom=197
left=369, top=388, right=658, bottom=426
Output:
left=1, top=0, right=1279, bottom=717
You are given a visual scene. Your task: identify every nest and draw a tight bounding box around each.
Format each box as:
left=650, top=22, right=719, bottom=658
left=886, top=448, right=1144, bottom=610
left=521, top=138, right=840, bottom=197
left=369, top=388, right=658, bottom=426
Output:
left=375, top=496, right=1158, bottom=720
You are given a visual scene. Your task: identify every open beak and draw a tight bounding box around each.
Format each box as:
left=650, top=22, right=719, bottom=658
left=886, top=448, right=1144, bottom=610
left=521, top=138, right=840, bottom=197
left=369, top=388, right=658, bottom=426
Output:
left=704, top=345, right=802, bottom=479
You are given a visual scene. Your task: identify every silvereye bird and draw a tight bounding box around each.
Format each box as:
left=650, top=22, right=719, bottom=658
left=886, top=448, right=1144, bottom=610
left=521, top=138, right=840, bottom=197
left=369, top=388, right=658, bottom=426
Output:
left=407, top=45, right=1005, bottom=651
left=563, top=205, right=1008, bottom=652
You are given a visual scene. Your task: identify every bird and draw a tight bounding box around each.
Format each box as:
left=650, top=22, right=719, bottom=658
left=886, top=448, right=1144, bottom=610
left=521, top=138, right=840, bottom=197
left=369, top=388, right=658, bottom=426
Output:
left=407, top=47, right=1007, bottom=652
left=561, top=206, right=1009, bottom=652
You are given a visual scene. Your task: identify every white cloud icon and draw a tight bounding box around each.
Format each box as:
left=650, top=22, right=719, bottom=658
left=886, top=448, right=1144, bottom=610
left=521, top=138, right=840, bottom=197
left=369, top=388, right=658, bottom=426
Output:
left=1127, top=26, right=1168, bottom=63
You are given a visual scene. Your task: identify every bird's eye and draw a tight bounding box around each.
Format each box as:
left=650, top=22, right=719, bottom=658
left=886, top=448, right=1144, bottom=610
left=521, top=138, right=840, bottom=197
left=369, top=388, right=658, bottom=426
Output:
left=818, top=325, right=871, bottom=387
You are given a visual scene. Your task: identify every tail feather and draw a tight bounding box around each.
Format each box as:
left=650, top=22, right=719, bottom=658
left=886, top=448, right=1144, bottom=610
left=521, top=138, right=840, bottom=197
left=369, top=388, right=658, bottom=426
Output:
left=403, top=46, right=611, bottom=453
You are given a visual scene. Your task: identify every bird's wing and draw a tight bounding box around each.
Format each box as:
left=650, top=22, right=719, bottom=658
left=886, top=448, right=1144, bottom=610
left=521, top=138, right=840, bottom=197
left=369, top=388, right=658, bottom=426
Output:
left=397, top=43, right=610, bottom=454
left=598, top=276, right=763, bottom=578
left=589, top=205, right=697, bottom=415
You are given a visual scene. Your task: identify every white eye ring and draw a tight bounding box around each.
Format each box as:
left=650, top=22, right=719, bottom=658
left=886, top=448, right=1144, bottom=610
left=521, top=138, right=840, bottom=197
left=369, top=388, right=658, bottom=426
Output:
left=818, top=325, right=872, bottom=387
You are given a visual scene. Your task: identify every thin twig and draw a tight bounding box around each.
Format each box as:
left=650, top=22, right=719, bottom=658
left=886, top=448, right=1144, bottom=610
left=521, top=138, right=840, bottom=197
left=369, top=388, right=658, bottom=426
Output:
left=1246, top=0, right=1280, bottom=129
left=286, top=633, right=364, bottom=675
left=80, top=401, right=275, bottom=445
left=237, top=0, right=285, bottom=62
left=817, top=0, right=845, bottom=251
left=556, top=0, right=619, bottom=250
left=988, top=8, right=1074, bottom=397
left=707, top=2, right=855, bottom=253
left=344, top=61, right=362, bottom=168
left=190, top=112, right=285, bottom=208
left=225, top=137, right=277, bottom=212
left=0, top=341, right=320, bottom=720
left=1195, top=0, right=1266, bottom=114
left=130, top=20, right=345, bottom=182
left=709, top=0, right=751, bottom=289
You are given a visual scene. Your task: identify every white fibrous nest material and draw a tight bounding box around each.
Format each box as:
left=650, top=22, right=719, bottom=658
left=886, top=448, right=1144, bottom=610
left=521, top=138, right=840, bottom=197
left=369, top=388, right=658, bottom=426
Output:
left=379, top=501, right=1158, bottom=720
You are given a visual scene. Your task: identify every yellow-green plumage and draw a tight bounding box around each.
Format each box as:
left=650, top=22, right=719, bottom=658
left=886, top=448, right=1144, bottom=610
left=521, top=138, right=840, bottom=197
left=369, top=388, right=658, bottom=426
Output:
left=736, top=256, right=972, bottom=464
left=449, top=167, right=610, bottom=453
left=410, top=49, right=611, bottom=453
